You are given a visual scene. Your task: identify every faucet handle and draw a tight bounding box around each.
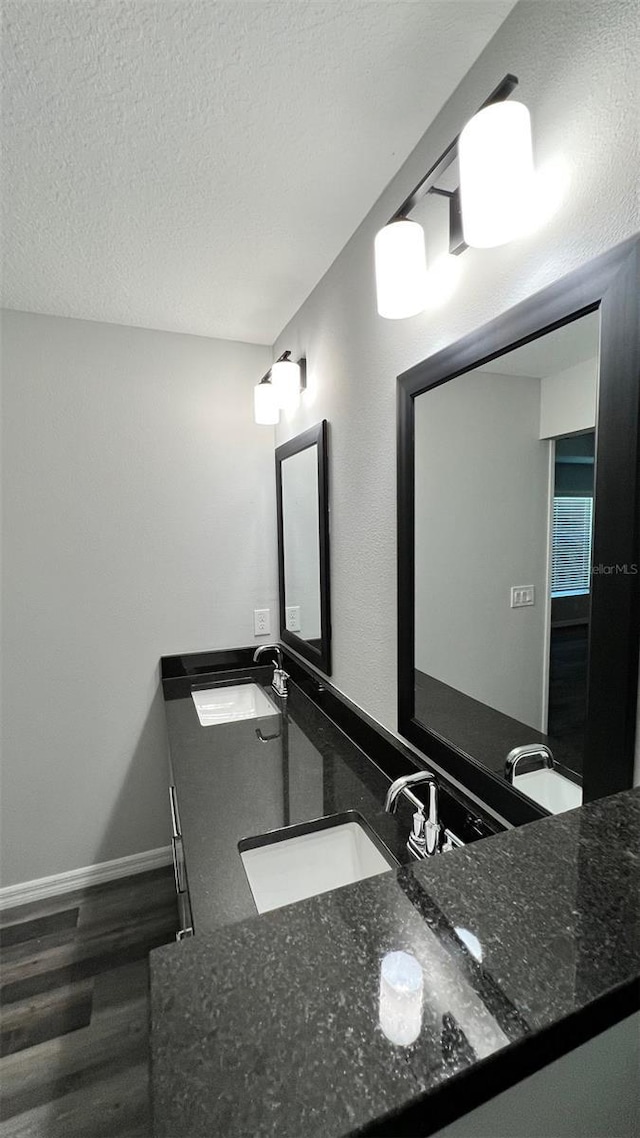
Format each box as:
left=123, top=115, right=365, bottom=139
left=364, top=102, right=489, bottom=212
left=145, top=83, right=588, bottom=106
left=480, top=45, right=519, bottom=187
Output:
left=411, top=808, right=425, bottom=840
left=272, top=666, right=289, bottom=698
left=407, top=808, right=427, bottom=859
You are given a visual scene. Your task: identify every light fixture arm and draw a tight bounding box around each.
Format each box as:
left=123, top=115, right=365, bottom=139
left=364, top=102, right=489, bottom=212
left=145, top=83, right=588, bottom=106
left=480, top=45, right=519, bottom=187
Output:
left=388, top=73, right=519, bottom=251
left=426, top=187, right=465, bottom=256
left=257, top=349, right=292, bottom=387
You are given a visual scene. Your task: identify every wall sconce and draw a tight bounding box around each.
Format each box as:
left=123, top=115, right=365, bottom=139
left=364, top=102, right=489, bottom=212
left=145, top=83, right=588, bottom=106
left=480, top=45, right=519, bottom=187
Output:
left=374, top=74, right=552, bottom=320
left=254, top=375, right=280, bottom=425
left=253, top=351, right=306, bottom=425
left=271, top=355, right=302, bottom=413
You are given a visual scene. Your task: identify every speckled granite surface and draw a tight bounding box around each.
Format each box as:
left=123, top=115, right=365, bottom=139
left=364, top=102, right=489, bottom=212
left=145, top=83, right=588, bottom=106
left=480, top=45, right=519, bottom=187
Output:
left=164, top=676, right=415, bottom=935
left=151, top=673, right=640, bottom=1138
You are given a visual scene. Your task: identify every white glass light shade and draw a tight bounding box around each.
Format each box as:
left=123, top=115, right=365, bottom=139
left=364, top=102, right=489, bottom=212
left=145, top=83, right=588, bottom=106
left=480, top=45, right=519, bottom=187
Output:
left=271, top=359, right=301, bottom=412
left=459, top=101, right=534, bottom=249
left=374, top=220, right=428, bottom=319
left=254, top=380, right=280, bottom=425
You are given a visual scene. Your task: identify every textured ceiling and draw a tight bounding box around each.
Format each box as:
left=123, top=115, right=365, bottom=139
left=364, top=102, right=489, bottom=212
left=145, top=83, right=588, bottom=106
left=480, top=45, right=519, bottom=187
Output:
left=2, top=1, right=515, bottom=344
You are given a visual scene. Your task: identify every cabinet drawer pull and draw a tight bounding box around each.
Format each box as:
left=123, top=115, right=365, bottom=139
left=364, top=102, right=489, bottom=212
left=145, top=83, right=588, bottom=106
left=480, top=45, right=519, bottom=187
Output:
left=177, top=889, right=194, bottom=941
left=169, top=785, right=181, bottom=838
left=171, top=834, right=187, bottom=894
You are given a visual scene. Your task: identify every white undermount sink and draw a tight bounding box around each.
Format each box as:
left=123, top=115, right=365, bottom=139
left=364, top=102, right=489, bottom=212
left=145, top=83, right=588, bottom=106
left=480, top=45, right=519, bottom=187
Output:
left=191, top=683, right=278, bottom=726
left=514, top=767, right=582, bottom=813
left=239, top=814, right=393, bottom=914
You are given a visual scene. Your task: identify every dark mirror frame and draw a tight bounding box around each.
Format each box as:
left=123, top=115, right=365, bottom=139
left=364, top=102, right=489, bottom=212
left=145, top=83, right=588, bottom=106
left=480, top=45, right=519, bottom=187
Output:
left=397, top=239, right=640, bottom=823
left=276, top=420, right=332, bottom=676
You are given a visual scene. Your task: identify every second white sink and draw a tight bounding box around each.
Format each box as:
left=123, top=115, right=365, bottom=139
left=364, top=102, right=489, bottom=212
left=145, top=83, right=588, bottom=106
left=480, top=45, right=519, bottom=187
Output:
left=239, top=814, right=393, bottom=914
left=514, top=767, right=582, bottom=813
left=191, top=683, right=278, bottom=726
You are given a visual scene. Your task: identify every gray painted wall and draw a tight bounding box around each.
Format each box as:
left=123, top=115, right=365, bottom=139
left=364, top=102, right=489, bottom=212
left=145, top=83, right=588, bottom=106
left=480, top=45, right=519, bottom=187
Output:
left=539, top=357, right=598, bottom=439
left=1, top=311, right=275, bottom=887
left=415, top=371, right=550, bottom=731
left=273, top=0, right=640, bottom=780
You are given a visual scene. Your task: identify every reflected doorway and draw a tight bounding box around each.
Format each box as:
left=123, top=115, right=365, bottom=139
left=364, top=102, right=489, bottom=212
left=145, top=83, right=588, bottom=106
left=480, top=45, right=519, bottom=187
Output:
left=547, top=431, right=595, bottom=776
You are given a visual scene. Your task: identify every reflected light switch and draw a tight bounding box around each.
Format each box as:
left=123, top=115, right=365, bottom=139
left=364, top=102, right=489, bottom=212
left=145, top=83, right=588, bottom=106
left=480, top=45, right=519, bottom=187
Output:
left=285, top=605, right=301, bottom=632
left=510, top=586, right=535, bottom=608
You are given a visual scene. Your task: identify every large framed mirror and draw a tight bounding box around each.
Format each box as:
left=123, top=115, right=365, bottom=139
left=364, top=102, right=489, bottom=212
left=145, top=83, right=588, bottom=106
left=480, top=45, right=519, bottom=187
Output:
left=276, top=421, right=331, bottom=675
left=398, top=239, right=639, bottom=822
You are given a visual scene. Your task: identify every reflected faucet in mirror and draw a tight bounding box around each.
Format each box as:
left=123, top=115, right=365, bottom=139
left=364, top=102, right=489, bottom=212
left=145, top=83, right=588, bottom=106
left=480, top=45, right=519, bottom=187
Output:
left=505, top=743, right=554, bottom=783
left=253, top=644, right=290, bottom=698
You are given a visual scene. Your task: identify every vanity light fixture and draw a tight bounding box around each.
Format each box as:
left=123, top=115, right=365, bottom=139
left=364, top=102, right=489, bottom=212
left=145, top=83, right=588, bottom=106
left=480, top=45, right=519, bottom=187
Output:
left=374, top=219, right=428, bottom=319
left=254, top=374, right=280, bottom=425
left=374, top=74, right=550, bottom=319
left=458, top=100, right=534, bottom=248
left=271, top=354, right=302, bottom=413
left=253, top=351, right=306, bottom=425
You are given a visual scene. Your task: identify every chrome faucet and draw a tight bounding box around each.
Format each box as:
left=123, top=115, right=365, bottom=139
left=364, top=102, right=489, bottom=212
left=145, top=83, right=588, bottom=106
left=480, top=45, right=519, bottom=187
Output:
left=505, top=744, right=554, bottom=783
left=253, top=644, right=289, bottom=698
left=385, top=770, right=441, bottom=859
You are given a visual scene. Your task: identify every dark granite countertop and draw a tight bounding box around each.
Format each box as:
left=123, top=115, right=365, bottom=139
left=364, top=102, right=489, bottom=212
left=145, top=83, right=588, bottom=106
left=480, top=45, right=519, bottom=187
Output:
left=151, top=664, right=640, bottom=1138
left=163, top=670, right=415, bottom=935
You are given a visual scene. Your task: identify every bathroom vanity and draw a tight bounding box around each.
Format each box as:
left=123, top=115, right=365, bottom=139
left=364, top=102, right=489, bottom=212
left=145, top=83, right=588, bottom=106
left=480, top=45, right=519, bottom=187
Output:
left=149, top=648, right=640, bottom=1138
left=150, top=242, right=639, bottom=1137
left=156, top=648, right=499, bottom=940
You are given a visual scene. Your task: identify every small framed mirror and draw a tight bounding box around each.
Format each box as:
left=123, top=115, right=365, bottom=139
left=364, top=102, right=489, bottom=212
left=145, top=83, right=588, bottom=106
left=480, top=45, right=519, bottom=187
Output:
left=276, top=421, right=331, bottom=674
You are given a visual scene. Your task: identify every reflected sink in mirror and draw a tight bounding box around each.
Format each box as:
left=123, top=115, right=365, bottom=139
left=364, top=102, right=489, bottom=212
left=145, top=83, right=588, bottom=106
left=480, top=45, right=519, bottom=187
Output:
left=513, top=767, right=582, bottom=813
left=191, top=683, right=278, bottom=726
left=239, top=812, right=394, bottom=914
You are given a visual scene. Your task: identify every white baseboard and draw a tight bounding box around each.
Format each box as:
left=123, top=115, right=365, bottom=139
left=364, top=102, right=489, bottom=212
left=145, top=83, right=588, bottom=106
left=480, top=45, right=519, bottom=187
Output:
left=0, top=846, right=173, bottom=912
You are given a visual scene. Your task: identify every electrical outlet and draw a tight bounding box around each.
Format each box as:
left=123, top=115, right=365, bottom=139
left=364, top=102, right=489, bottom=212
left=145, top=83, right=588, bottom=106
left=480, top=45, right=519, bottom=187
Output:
left=286, top=605, right=301, bottom=632
left=253, top=608, right=271, bottom=636
left=510, top=585, right=535, bottom=609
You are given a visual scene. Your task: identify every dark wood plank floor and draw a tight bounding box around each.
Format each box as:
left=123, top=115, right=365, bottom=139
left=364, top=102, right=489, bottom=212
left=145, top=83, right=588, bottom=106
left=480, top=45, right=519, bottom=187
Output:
left=0, top=867, right=178, bottom=1137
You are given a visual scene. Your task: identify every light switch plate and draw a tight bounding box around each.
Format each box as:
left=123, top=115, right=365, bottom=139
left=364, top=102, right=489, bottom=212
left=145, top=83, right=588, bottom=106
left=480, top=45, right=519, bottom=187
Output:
left=285, top=605, right=301, bottom=632
left=510, top=586, right=535, bottom=608
left=253, top=608, right=271, bottom=636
